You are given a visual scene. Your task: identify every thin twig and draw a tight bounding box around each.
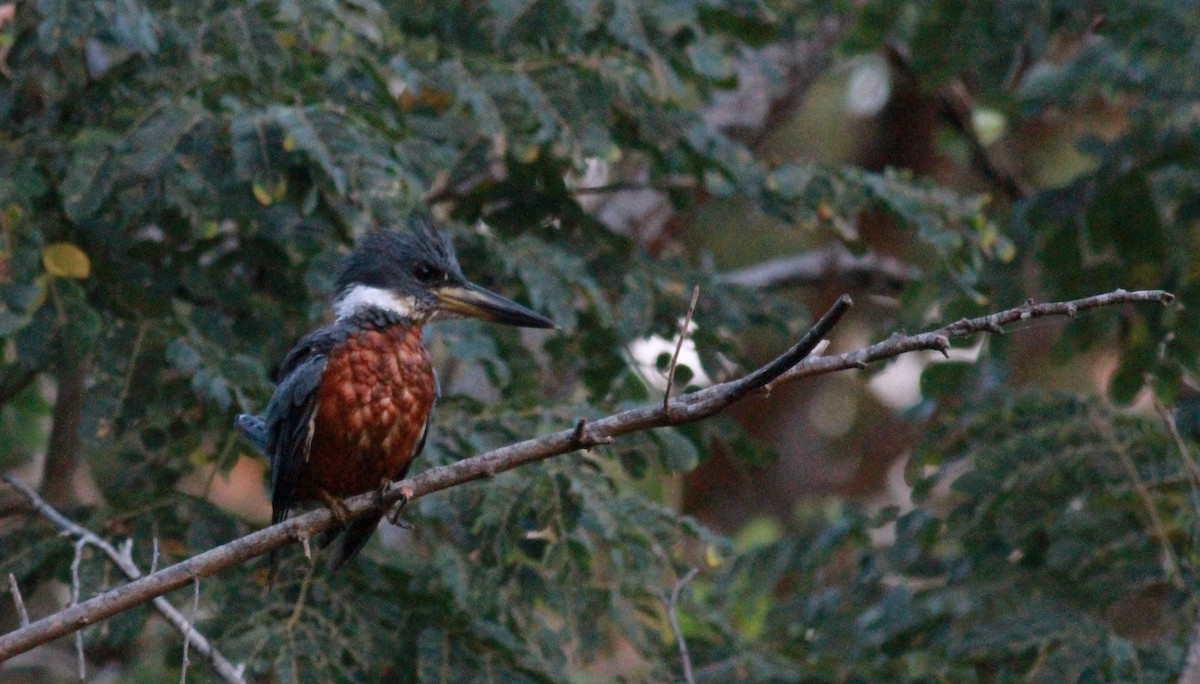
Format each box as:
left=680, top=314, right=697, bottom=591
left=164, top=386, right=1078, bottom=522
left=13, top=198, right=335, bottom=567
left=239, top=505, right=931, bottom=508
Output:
left=664, top=285, right=701, bottom=412
left=1090, top=408, right=1184, bottom=589
left=285, top=562, right=316, bottom=633
left=180, top=576, right=199, bottom=684
left=1181, top=606, right=1200, bottom=684
left=151, top=536, right=160, bottom=575
left=1152, top=396, right=1200, bottom=679
left=7, top=574, right=28, bottom=628
left=70, top=538, right=86, bottom=682
left=0, top=289, right=1174, bottom=663
left=0, top=476, right=245, bottom=683
left=1152, top=395, right=1200, bottom=490
left=664, top=567, right=699, bottom=684
left=766, top=289, right=1174, bottom=391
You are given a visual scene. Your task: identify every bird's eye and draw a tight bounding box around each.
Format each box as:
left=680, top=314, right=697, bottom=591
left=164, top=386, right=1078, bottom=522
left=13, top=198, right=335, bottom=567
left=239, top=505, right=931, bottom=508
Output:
left=414, top=263, right=441, bottom=282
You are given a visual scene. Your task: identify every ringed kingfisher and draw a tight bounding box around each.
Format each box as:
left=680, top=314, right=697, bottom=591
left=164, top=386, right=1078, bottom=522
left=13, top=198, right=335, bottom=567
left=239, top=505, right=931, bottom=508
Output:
left=236, top=215, right=553, bottom=576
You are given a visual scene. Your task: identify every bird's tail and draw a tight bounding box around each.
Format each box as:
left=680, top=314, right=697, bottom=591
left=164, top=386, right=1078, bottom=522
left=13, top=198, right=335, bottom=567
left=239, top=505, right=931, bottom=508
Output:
left=322, top=513, right=384, bottom=572
left=235, top=413, right=381, bottom=576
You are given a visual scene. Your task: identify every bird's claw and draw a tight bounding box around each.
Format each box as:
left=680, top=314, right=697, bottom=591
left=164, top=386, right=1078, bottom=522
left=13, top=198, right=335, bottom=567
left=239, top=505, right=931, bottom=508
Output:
left=386, top=485, right=414, bottom=528
left=318, top=490, right=352, bottom=526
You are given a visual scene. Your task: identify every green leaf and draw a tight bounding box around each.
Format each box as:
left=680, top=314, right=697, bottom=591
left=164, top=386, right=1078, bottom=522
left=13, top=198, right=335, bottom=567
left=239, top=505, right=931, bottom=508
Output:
left=122, top=100, right=204, bottom=174
left=268, top=105, right=349, bottom=195
left=919, top=361, right=973, bottom=400
left=61, top=131, right=119, bottom=223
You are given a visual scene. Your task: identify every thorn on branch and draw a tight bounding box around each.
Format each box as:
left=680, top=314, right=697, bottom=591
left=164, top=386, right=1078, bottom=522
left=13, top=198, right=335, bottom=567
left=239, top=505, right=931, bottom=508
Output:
left=934, top=335, right=950, bottom=358
left=571, top=418, right=588, bottom=445
left=569, top=418, right=613, bottom=451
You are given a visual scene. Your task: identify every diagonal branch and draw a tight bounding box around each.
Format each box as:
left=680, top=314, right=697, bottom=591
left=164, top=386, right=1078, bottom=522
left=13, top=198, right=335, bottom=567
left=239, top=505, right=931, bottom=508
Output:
left=1, top=476, right=245, bottom=684
left=0, top=289, right=1174, bottom=664
left=0, top=296, right=848, bottom=663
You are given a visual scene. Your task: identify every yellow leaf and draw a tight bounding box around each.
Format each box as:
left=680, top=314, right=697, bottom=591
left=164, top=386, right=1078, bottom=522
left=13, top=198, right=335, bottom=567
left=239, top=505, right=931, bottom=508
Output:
left=704, top=544, right=722, bottom=568
left=1, top=204, right=24, bottom=230
left=188, top=448, right=209, bottom=468
left=272, top=177, right=287, bottom=201
left=252, top=182, right=272, bottom=206
left=519, top=145, right=539, bottom=163
left=282, top=133, right=296, bottom=152
left=42, top=242, right=91, bottom=279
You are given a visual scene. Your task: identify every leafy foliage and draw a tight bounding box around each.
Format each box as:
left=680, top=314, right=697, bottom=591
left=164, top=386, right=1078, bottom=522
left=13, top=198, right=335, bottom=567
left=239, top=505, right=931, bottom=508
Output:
left=1, top=0, right=1198, bottom=682
left=689, top=393, right=1193, bottom=683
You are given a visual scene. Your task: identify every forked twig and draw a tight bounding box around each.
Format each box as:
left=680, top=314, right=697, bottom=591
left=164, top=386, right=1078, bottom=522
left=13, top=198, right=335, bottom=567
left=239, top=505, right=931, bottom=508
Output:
left=0, top=476, right=245, bottom=683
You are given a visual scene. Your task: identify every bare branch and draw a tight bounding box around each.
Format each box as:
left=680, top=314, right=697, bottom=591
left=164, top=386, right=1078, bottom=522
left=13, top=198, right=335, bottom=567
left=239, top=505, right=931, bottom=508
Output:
left=664, top=567, right=700, bottom=684
left=719, top=245, right=918, bottom=291
left=0, top=296, right=848, bottom=662
left=0, top=476, right=245, bottom=683
left=0, top=289, right=1173, bottom=664
left=664, top=285, right=701, bottom=412
left=767, top=289, right=1174, bottom=390
left=7, top=574, right=28, bottom=628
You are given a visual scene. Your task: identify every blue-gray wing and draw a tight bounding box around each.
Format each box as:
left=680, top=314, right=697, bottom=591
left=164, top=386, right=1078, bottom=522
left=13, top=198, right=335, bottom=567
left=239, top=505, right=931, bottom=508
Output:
left=264, top=352, right=327, bottom=526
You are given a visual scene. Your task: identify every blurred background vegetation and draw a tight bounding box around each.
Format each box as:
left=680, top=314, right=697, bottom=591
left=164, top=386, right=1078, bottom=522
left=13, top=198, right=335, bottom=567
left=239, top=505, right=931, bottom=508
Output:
left=2, top=0, right=1199, bottom=681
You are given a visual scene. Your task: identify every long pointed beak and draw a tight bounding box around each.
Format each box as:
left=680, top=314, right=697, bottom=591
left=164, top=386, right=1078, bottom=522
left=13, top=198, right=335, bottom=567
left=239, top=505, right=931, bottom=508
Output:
left=435, top=282, right=555, bottom=329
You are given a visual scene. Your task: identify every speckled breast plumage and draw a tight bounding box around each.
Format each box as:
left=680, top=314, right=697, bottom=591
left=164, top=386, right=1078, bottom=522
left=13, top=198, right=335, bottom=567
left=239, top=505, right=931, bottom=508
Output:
left=294, top=323, right=435, bottom=500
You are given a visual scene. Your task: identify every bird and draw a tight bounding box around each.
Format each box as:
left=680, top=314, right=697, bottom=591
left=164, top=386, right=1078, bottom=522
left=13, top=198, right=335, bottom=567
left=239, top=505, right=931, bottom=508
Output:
left=236, top=215, right=553, bottom=578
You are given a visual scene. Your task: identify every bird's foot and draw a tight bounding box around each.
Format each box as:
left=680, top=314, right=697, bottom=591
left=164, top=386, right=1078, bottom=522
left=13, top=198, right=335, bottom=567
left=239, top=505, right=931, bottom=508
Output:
left=318, top=490, right=352, bottom=526
left=386, top=484, right=414, bottom=528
